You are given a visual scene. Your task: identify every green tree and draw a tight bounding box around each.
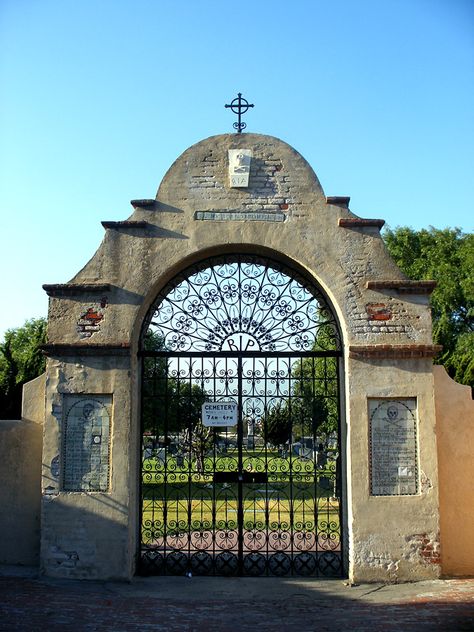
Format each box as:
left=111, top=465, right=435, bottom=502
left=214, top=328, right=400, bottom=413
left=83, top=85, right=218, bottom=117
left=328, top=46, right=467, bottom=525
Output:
left=0, top=318, right=47, bottom=419
left=263, top=359, right=336, bottom=447
left=383, top=227, right=474, bottom=388
left=262, top=320, right=340, bottom=447
left=291, top=356, right=336, bottom=441
left=142, top=331, right=210, bottom=470
left=264, top=401, right=291, bottom=446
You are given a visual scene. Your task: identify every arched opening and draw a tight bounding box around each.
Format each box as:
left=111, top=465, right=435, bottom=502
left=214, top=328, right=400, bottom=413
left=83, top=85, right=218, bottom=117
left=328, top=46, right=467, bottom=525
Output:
left=138, top=253, right=345, bottom=577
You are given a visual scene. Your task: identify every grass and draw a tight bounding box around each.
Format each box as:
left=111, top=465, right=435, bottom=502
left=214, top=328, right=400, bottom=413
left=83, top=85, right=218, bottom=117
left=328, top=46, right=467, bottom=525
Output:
left=141, top=450, right=340, bottom=539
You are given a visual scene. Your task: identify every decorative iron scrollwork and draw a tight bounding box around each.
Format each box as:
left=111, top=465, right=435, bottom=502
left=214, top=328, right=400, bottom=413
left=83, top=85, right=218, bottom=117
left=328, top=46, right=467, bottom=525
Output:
left=139, top=254, right=344, bottom=578
left=143, top=255, right=341, bottom=353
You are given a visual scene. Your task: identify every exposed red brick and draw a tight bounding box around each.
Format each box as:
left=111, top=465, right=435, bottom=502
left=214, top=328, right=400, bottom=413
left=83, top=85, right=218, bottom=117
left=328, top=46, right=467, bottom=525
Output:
left=366, top=303, right=392, bottom=321
left=3, top=574, right=474, bottom=630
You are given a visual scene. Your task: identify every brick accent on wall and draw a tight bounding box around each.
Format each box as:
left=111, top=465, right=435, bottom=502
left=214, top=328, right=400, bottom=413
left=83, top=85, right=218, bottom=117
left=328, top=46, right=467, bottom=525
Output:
left=349, top=344, right=442, bottom=359
left=367, top=280, right=437, bottom=294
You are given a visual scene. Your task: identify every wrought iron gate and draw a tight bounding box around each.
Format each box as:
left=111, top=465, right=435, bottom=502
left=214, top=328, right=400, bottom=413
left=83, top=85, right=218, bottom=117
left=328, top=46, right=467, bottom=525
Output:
left=139, top=255, right=343, bottom=577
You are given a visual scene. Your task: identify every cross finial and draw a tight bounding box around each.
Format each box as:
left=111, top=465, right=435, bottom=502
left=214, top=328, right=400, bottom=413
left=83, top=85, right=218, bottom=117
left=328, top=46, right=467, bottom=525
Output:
left=225, top=93, right=254, bottom=133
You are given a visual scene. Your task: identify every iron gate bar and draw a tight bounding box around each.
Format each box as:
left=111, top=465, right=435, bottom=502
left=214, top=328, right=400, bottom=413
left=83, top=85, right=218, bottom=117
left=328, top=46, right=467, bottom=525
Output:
left=140, top=350, right=343, bottom=358
left=141, top=254, right=342, bottom=355
left=139, top=255, right=344, bottom=578
left=140, top=351, right=343, bottom=577
left=237, top=355, right=243, bottom=574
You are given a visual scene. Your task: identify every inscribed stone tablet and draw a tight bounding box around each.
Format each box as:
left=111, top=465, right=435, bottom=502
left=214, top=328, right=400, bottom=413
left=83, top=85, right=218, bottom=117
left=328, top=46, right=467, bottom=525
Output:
left=369, top=398, right=418, bottom=496
left=194, top=211, right=285, bottom=222
left=62, top=395, right=112, bottom=492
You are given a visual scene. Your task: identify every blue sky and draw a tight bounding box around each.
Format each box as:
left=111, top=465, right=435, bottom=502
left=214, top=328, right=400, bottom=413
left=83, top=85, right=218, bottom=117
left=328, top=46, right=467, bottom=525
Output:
left=0, top=0, right=473, bottom=339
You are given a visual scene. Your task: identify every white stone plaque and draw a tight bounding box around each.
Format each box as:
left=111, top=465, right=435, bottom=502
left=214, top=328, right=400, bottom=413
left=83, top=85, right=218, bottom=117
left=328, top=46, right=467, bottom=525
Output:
left=369, top=398, right=418, bottom=496
left=202, top=402, right=238, bottom=427
left=228, top=149, right=252, bottom=187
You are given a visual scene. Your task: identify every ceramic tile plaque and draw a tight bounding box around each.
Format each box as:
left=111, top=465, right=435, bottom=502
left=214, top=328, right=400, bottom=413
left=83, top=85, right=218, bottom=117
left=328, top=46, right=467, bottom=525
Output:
left=62, top=395, right=112, bottom=492
left=369, top=398, right=418, bottom=496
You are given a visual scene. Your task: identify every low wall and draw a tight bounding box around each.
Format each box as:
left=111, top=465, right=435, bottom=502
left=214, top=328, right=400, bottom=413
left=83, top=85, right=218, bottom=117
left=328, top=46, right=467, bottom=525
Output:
left=434, top=365, right=474, bottom=577
left=0, top=374, right=45, bottom=566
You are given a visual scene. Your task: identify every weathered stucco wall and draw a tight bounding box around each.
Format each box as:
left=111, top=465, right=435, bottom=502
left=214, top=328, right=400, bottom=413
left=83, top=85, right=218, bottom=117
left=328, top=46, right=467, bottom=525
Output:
left=40, top=354, right=135, bottom=579
left=39, top=133, right=441, bottom=581
left=434, top=365, right=474, bottom=577
left=0, top=374, right=45, bottom=566
left=348, top=360, right=440, bottom=583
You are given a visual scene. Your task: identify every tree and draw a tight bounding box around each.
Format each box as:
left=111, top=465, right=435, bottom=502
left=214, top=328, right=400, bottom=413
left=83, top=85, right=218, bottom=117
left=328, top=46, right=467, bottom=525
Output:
left=264, top=401, right=291, bottom=446
left=383, top=227, right=474, bottom=388
left=291, top=356, right=336, bottom=441
left=142, top=330, right=211, bottom=471
left=263, top=357, right=336, bottom=448
left=0, top=318, right=47, bottom=419
left=260, top=319, right=339, bottom=447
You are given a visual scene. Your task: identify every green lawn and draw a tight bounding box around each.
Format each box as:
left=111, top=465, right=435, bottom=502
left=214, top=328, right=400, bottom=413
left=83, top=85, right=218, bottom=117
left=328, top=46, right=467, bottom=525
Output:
left=141, top=450, right=340, bottom=539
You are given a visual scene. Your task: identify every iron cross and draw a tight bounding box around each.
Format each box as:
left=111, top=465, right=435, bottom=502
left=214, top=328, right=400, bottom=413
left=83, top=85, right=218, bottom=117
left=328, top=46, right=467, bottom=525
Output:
left=225, top=93, right=254, bottom=133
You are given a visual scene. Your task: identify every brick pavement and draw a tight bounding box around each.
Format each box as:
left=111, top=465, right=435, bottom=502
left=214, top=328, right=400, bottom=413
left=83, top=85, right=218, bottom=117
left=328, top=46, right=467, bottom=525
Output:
left=0, top=571, right=473, bottom=631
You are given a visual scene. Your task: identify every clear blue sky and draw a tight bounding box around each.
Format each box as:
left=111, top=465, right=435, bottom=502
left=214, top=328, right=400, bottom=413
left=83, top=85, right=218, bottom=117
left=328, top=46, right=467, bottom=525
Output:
left=1, top=0, right=473, bottom=339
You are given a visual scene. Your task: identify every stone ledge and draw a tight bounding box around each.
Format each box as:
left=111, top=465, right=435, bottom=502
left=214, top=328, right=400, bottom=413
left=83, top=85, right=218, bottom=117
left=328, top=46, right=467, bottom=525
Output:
left=41, top=343, right=130, bottom=357
left=349, top=344, right=442, bottom=359
left=326, top=196, right=350, bottom=208
left=130, top=199, right=155, bottom=209
left=43, top=284, right=111, bottom=297
left=338, top=218, right=385, bottom=228
left=367, top=280, right=437, bottom=294
left=101, top=221, right=148, bottom=229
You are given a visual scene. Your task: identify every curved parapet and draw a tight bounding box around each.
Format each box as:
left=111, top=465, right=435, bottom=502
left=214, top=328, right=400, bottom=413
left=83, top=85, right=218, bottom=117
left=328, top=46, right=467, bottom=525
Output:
left=43, top=132, right=432, bottom=352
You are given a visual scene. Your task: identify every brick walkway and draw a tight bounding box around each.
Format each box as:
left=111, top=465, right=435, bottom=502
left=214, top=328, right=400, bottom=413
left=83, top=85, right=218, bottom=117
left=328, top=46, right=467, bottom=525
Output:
left=0, top=571, right=473, bottom=631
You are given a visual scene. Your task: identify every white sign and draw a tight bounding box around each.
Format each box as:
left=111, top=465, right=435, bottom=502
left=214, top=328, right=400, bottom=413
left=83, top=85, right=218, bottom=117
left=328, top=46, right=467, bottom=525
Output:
left=202, top=402, right=238, bottom=427
left=228, top=149, right=252, bottom=188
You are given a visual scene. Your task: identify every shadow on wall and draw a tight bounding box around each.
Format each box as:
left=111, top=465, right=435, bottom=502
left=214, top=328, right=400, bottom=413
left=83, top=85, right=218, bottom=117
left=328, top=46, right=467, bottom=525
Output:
left=0, top=416, right=42, bottom=566
left=40, top=495, right=130, bottom=580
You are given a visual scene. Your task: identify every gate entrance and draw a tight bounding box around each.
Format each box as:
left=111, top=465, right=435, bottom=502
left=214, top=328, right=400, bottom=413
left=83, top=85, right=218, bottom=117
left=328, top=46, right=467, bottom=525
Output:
left=139, top=255, right=344, bottom=577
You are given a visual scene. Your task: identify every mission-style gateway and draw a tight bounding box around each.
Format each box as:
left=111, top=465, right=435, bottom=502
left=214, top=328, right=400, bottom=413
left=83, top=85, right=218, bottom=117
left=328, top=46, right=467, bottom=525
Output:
left=1, top=100, right=473, bottom=581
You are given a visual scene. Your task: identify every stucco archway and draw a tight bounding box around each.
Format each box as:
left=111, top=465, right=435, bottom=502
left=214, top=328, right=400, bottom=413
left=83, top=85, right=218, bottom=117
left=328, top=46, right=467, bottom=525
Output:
left=137, top=251, right=347, bottom=577
left=39, top=133, right=441, bottom=582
